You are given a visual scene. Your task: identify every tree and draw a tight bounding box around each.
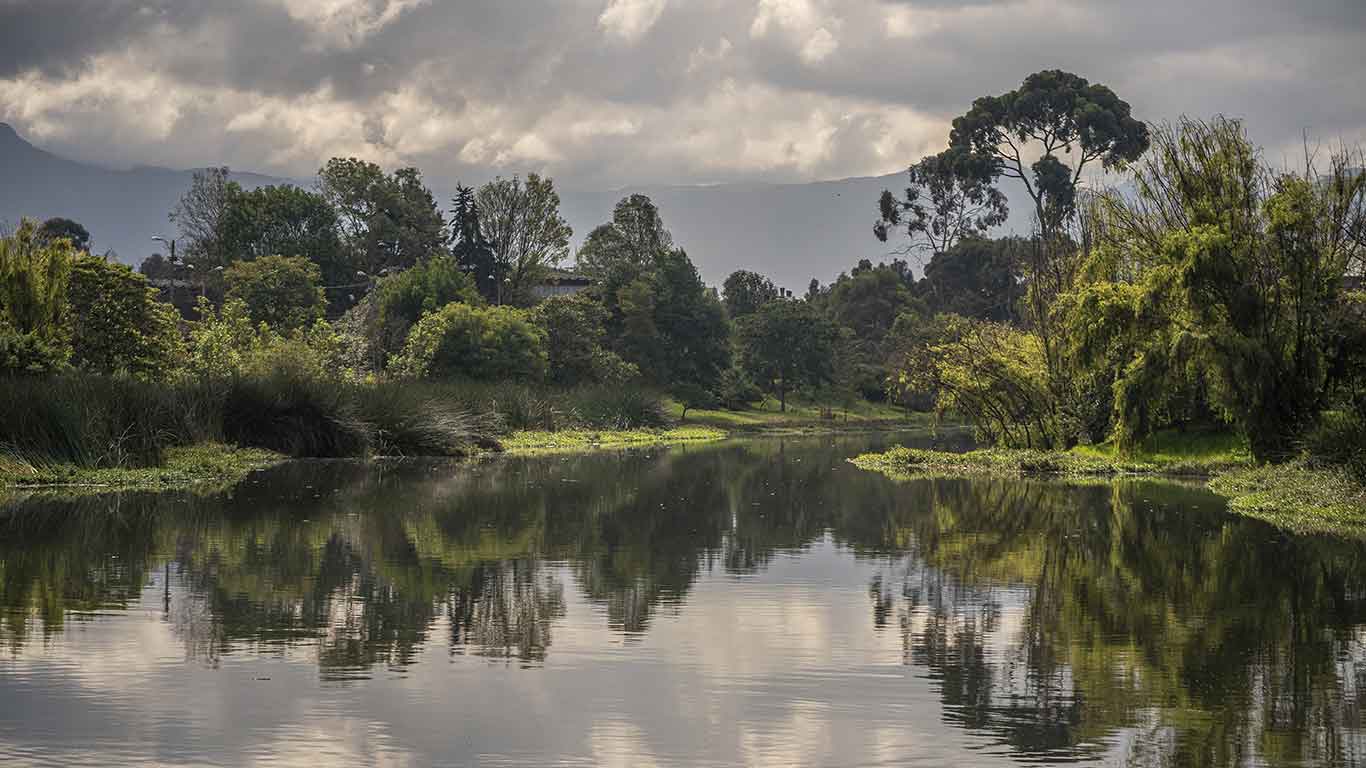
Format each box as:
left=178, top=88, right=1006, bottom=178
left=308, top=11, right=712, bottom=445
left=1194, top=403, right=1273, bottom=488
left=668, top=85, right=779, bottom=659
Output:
left=875, top=149, right=1008, bottom=260
left=533, top=294, right=637, bottom=386
left=949, top=70, right=1149, bottom=241
left=920, top=236, right=1022, bottom=323
left=223, top=255, right=327, bottom=332
left=171, top=167, right=240, bottom=267
left=0, top=219, right=76, bottom=373
left=389, top=303, right=547, bottom=381
left=948, top=70, right=1149, bottom=394
left=37, top=218, right=91, bottom=252
left=66, top=254, right=183, bottom=378
left=618, top=249, right=731, bottom=392
left=371, top=254, right=481, bottom=364
left=475, top=175, right=572, bottom=305
left=576, top=194, right=673, bottom=280
left=1068, top=117, right=1366, bottom=459
left=450, top=184, right=498, bottom=302
left=737, top=299, right=839, bottom=412
left=824, top=261, right=922, bottom=399
left=722, top=270, right=781, bottom=319
left=318, top=158, right=448, bottom=274
left=219, top=185, right=351, bottom=286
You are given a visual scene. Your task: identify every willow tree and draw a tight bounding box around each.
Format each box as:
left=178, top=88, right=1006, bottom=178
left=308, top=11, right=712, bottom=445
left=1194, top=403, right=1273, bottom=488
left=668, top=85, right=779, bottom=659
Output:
left=1068, top=117, right=1366, bottom=459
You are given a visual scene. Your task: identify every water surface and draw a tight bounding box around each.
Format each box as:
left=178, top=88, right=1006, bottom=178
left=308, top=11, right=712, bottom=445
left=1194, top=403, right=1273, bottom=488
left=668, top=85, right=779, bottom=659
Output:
left=1, top=432, right=1363, bottom=767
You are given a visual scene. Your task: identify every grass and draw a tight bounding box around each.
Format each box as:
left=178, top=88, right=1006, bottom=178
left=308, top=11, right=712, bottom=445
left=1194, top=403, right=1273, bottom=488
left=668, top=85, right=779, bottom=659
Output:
left=851, top=429, right=1366, bottom=538
left=0, top=442, right=284, bottom=492
left=1210, top=462, right=1366, bottom=539
left=666, top=395, right=922, bottom=430
left=851, top=431, right=1250, bottom=481
left=501, top=426, right=727, bottom=455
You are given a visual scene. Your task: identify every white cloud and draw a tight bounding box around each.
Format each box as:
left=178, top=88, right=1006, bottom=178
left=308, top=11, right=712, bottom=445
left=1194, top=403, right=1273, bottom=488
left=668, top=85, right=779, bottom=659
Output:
left=273, top=0, right=431, bottom=48
left=598, top=0, right=668, bottom=44
left=750, top=0, right=841, bottom=65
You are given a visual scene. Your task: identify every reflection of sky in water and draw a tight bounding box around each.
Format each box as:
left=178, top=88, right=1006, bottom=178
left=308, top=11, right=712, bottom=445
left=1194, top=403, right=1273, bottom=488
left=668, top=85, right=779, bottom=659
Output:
left=1, top=433, right=1363, bottom=767
left=2, top=539, right=1015, bottom=767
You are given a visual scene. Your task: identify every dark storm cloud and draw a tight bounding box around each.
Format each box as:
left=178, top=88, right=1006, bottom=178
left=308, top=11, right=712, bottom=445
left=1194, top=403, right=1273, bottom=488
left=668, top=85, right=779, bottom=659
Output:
left=0, top=0, right=1362, bottom=188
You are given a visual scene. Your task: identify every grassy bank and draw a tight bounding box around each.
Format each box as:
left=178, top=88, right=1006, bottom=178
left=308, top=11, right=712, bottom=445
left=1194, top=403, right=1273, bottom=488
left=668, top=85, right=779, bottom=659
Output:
left=851, top=432, right=1366, bottom=537
left=501, top=426, right=727, bottom=455
left=851, top=431, right=1251, bottom=481
left=1210, top=463, right=1366, bottom=538
left=0, top=442, right=283, bottom=492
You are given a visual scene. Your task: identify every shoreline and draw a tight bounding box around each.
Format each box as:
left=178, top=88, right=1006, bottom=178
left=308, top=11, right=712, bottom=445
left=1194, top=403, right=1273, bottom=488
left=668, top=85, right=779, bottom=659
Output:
left=850, top=445, right=1366, bottom=539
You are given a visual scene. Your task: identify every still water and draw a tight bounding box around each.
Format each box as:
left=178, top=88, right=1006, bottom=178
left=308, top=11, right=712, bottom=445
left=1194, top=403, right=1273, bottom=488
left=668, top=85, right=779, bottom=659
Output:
left=1, top=432, right=1363, bottom=767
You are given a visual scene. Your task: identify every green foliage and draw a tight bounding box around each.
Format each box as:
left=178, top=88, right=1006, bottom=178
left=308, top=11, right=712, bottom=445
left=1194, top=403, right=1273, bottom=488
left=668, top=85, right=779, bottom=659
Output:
left=920, top=236, right=1022, bottom=322
left=721, top=269, right=781, bottom=319
left=390, top=303, right=548, bottom=381
left=949, top=69, right=1149, bottom=238
left=370, top=254, right=481, bottom=365
left=716, top=367, right=762, bottom=410
left=37, top=217, right=91, bottom=252
left=66, top=254, right=183, bottom=378
left=183, top=298, right=260, bottom=381
left=825, top=260, right=922, bottom=399
left=0, top=375, right=210, bottom=469
left=449, top=184, right=498, bottom=302
left=576, top=194, right=673, bottom=280
left=1072, top=117, right=1366, bottom=459
left=318, top=158, right=447, bottom=274
left=737, top=299, right=839, bottom=411
left=218, top=184, right=352, bottom=285
left=533, top=293, right=637, bottom=386
left=876, top=148, right=1008, bottom=256
left=475, top=174, right=572, bottom=305
left=0, top=220, right=76, bottom=374
left=220, top=367, right=368, bottom=458
left=223, top=254, right=327, bottom=333
left=898, top=315, right=1062, bottom=448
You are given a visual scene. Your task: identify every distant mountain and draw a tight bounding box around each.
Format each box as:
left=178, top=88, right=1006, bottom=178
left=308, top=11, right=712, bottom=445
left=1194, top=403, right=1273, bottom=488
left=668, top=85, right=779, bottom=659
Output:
left=0, top=123, right=285, bottom=264
left=0, top=123, right=1033, bottom=290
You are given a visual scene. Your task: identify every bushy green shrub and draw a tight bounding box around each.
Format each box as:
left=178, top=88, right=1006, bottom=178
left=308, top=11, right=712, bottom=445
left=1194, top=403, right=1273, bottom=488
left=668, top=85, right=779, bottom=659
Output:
left=224, top=254, right=327, bottom=333
left=352, top=381, right=499, bottom=456
left=0, top=220, right=76, bottom=374
left=389, top=303, right=547, bottom=381
left=67, top=254, right=184, bottom=378
left=373, top=255, right=480, bottom=359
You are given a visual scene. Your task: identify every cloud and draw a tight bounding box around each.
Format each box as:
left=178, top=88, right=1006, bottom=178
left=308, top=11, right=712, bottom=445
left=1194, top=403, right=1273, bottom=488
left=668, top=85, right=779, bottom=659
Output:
left=0, top=0, right=1361, bottom=189
left=598, top=0, right=668, bottom=43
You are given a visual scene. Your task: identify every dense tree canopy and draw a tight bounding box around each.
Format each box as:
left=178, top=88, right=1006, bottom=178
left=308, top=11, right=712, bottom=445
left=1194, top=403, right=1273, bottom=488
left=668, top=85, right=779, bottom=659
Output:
left=223, top=255, right=327, bottom=333
left=737, top=299, right=839, bottom=411
left=576, top=194, right=673, bottom=280
left=318, top=158, right=447, bottom=274
left=219, top=184, right=351, bottom=285
left=721, top=270, right=781, bottom=319
left=67, top=255, right=182, bottom=377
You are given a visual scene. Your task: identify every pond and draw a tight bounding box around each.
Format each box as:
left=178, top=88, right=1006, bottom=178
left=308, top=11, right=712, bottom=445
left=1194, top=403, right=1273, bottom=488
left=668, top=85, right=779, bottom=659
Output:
left=1, top=432, right=1363, bottom=767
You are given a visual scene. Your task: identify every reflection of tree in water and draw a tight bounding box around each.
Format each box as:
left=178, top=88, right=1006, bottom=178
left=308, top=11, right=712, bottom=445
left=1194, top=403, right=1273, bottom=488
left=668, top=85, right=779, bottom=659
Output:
left=448, top=559, right=564, bottom=663
left=5, top=438, right=1366, bottom=766
left=867, top=476, right=1366, bottom=766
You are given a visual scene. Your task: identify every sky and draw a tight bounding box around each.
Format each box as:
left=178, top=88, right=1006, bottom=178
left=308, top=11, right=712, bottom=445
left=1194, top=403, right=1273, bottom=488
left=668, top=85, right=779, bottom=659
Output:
left=1, top=0, right=1364, bottom=191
